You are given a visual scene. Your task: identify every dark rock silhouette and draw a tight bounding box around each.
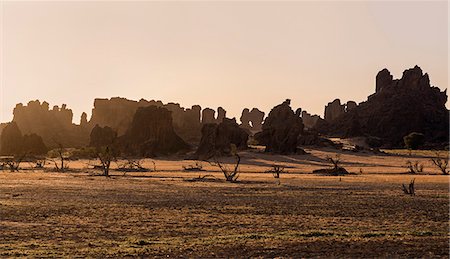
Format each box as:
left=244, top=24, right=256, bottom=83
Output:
left=201, top=108, right=216, bottom=124
left=217, top=107, right=226, bottom=123
left=240, top=108, right=265, bottom=133
left=255, top=100, right=304, bottom=154
left=320, top=66, right=449, bottom=147
left=118, top=106, right=189, bottom=157
left=324, top=99, right=345, bottom=122
left=89, top=125, right=117, bottom=148
left=89, top=97, right=204, bottom=143
left=12, top=100, right=89, bottom=148
left=0, top=122, right=47, bottom=155
left=195, top=118, right=249, bottom=160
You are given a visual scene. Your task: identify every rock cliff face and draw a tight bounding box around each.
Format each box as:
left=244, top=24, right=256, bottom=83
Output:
left=195, top=118, right=249, bottom=160
left=0, top=122, right=47, bottom=155
left=240, top=108, right=265, bottom=133
left=255, top=100, right=304, bottom=154
left=118, top=106, right=190, bottom=157
left=89, top=125, right=117, bottom=148
left=320, top=66, right=449, bottom=147
left=12, top=100, right=89, bottom=148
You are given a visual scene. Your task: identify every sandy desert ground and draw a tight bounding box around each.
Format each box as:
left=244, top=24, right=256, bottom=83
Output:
left=0, top=147, right=448, bottom=257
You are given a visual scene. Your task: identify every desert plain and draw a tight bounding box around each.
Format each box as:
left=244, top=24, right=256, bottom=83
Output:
left=0, top=147, right=448, bottom=257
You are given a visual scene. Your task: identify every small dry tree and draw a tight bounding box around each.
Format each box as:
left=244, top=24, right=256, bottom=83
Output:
left=327, top=154, right=341, bottom=170
left=50, top=143, right=69, bottom=172
left=402, top=179, right=415, bottom=195
left=96, top=146, right=115, bottom=177
left=266, top=165, right=285, bottom=179
left=430, top=152, right=449, bottom=175
left=406, top=160, right=424, bottom=174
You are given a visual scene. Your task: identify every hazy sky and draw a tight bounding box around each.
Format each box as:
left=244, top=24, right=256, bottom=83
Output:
left=1, top=1, right=448, bottom=123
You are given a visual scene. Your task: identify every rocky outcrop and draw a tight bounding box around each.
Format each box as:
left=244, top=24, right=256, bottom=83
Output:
left=89, top=125, right=117, bottom=148
left=255, top=100, right=304, bottom=154
left=320, top=66, right=449, bottom=147
left=240, top=108, right=265, bottom=133
left=0, top=122, right=47, bottom=155
left=89, top=97, right=207, bottom=144
left=12, top=100, right=89, bottom=148
left=301, top=111, right=321, bottom=129
left=195, top=118, right=249, bottom=160
left=324, top=99, right=345, bottom=122
left=118, top=106, right=189, bottom=157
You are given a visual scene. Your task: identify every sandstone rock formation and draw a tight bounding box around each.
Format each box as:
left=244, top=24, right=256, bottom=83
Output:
left=0, top=122, right=47, bottom=155
left=320, top=66, right=449, bottom=147
left=240, top=108, right=265, bottom=133
left=301, top=111, right=321, bottom=129
left=89, top=97, right=204, bottom=143
left=255, top=100, right=304, bottom=154
left=324, top=99, right=345, bottom=122
left=89, top=125, right=117, bottom=148
left=201, top=108, right=216, bottom=124
left=195, top=118, right=249, bottom=160
left=12, top=100, right=90, bottom=148
left=118, top=106, right=190, bottom=157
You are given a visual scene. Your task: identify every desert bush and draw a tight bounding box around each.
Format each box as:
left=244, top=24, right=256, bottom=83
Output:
left=406, top=160, right=424, bottom=174
left=430, top=152, right=449, bottom=175
left=183, top=162, right=204, bottom=171
left=210, top=153, right=241, bottom=182
left=313, top=154, right=349, bottom=176
left=1, top=155, right=26, bottom=172
left=117, top=158, right=149, bottom=172
left=403, top=132, right=425, bottom=150
left=266, top=165, right=285, bottom=179
left=402, top=179, right=415, bottom=195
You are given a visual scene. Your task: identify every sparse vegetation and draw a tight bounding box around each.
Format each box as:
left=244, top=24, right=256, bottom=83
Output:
left=402, top=179, right=415, bottom=195
left=406, top=160, right=424, bottom=174
left=117, top=158, right=148, bottom=172
left=430, top=152, right=449, bottom=175
left=183, top=162, right=204, bottom=171
left=49, top=144, right=69, bottom=172
left=95, top=147, right=115, bottom=177
left=313, top=154, right=349, bottom=176
left=266, top=165, right=285, bottom=178
left=211, top=154, right=241, bottom=182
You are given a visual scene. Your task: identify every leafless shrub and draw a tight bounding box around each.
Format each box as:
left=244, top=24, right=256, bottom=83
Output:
left=430, top=152, right=449, bottom=175
left=406, top=160, right=423, bottom=174
left=402, top=179, right=415, bottom=195
left=210, top=154, right=241, bottom=182
left=265, top=165, right=285, bottom=179
left=117, top=158, right=149, bottom=172
left=313, top=154, right=349, bottom=176
left=1, top=154, right=26, bottom=172
left=49, top=144, right=69, bottom=172
left=183, top=162, right=204, bottom=172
